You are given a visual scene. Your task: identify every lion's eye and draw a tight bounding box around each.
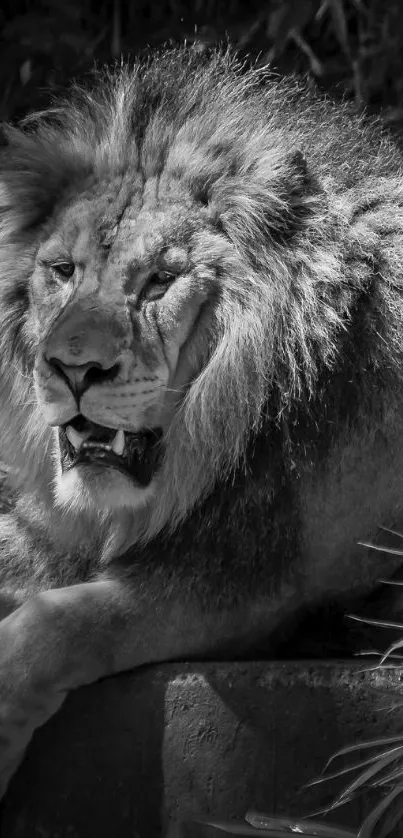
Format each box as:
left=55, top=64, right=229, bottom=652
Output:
left=51, top=262, right=75, bottom=279
left=144, top=271, right=176, bottom=301
left=150, top=270, right=175, bottom=287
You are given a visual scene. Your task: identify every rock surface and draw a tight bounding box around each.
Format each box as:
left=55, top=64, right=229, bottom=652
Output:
left=1, top=661, right=403, bottom=837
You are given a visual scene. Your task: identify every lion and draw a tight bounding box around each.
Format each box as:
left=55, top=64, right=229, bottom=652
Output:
left=1, top=44, right=403, bottom=804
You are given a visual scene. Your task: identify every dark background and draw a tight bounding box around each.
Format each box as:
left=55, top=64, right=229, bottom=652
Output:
left=1, top=0, right=403, bottom=129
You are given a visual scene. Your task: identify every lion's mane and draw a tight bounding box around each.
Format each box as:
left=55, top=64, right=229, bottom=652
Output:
left=1, top=47, right=403, bottom=553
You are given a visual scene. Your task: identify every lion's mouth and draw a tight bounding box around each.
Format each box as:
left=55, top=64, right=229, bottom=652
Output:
left=58, top=415, right=163, bottom=486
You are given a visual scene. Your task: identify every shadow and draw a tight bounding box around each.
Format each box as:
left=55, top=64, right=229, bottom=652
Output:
left=1, top=666, right=168, bottom=838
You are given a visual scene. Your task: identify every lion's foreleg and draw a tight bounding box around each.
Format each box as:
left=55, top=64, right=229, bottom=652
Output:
left=0, top=577, right=230, bottom=797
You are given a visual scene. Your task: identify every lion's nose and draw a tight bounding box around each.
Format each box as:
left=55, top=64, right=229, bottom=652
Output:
left=48, top=358, right=120, bottom=398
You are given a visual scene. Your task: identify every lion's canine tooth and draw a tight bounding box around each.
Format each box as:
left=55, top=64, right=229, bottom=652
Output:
left=111, top=429, right=125, bottom=456
left=66, top=425, right=86, bottom=451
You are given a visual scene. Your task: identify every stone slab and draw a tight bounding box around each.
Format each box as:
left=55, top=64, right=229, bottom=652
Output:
left=1, top=661, right=403, bottom=837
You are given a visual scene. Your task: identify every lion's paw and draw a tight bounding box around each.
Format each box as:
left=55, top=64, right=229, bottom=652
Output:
left=0, top=689, right=66, bottom=799
left=0, top=750, right=26, bottom=799
left=0, top=605, right=67, bottom=798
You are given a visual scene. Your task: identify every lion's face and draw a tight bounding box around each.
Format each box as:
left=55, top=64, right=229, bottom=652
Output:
left=2, top=49, right=372, bottom=541
left=29, top=172, right=225, bottom=513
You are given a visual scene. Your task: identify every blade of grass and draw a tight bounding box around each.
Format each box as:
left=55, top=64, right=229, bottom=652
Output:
left=378, top=526, right=403, bottom=539
left=306, top=747, right=403, bottom=787
left=358, top=784, right=403, bottom=838
left=358, top=542, right=403, bottom=557
left=347, top=615, right=403, bottom=630
left=328, top=748, right=403, bottom=808
left=320, top=736, right=403, bottom=773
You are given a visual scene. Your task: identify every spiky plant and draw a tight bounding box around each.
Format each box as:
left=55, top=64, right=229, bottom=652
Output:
left=307, top=529, right=403, bottom=838
left=185, top=531, right=403, bottom=838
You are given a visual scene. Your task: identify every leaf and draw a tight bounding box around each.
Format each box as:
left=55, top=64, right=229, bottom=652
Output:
left=358, top=542, right=403, bottom=557
left=245, top=812, right=355, bottom=837
left=358, top=785, right=403, bottom=838
left=378, top=526, right=403, bottom=540
left=347, top=614, right=403, bottom=630
left=19, top=59, right=32, bottom=87
left=332, top=748, right=403, bottom=807
left=328, top=0, right=351, bottom=59
left=321, top=736, right=403, bottom=773
left=188, top=815, right=356, bottom=837
left=306, top=747, right=403, bottom=788
left=267, top=0, right=316, bottom=47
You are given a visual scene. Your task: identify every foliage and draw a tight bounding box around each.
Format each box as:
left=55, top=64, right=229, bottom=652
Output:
left=1, top=0, right=403, bottom=127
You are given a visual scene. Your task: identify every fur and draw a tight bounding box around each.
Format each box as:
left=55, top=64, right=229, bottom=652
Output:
left=1, top=47, right=403, bottom=645
left=3, top=47, right=403, bottom=823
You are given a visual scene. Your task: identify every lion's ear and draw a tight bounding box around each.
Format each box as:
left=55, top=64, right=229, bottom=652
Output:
left=256, top=147, right=323, bottom=239
left=276, top=149, right=322, bottom=235
left=212, top=146, right=324, bottom=251
left=0, top=125, right=90, bottom=234
left=290, top=150, right=306, bottom=170
left=286, top=149, right=309, bottom=196
left=0, top=126, right=58, bottom=232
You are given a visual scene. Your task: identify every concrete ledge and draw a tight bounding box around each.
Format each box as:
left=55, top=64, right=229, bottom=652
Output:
left=2, top=661, right=403, bottom=837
